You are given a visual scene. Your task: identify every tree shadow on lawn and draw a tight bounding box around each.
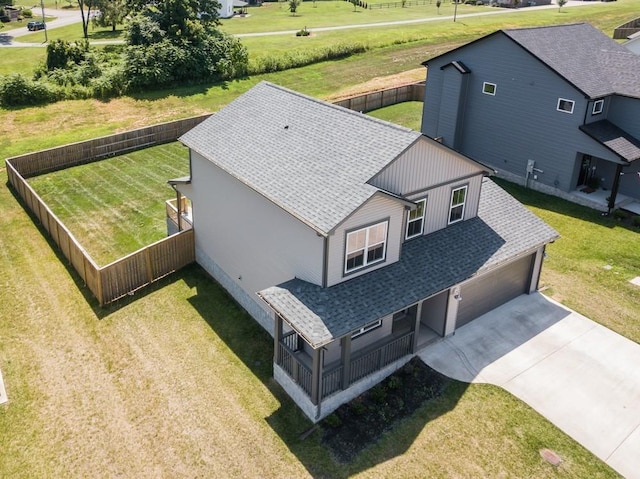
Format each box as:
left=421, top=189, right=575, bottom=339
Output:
left=493, top=178, right=640, bottom=234
left=126, top=78, right=241, bottom=102
left=183, top=264, right=468, bottom=477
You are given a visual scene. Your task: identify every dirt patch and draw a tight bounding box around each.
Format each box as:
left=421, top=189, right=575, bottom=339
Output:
left=320, top=357, right=450, bottom=463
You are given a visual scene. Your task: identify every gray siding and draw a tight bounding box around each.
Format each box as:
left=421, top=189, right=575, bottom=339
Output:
left=405, top=175, right=483, bottom=235
left=187, top=151, right=324, bottom=327
left=422, top=34, right=624, bottom=193
left=369, top=138, right=486, bottom=196
left=436, top=66, right=469, bottom=149
left=608, top=96, right=640, bottom=139
left=327, top=195, right=404, bottom=287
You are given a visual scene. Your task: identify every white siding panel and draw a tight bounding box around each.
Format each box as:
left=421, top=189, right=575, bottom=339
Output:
left=327, top=195, right=405, bottom=287
left=189, top=152, right=324, bottom=310
left=370, top=138, right=486, bottom=196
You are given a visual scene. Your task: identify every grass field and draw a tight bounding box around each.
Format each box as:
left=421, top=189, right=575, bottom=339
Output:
left=27, top=142, right=189, bottom=265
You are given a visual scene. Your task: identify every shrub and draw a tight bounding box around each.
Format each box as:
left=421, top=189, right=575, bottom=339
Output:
left=46, top=40, right=88, bottom=71
left=0, top=73, right=59, bottom=107
left=632, top=216, right=640, bottom=228
left=323, top=413, right=342, bottom=428
left=296, top=26, right=310, bottom=37
left=22, top=8, right=32, bottom=17
left=612, top=209, right=628, bottom=221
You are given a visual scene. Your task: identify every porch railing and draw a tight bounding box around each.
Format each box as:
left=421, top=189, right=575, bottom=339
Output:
left=277, top=331, right=414, bottom=401
left=166, top=198, right=192, bottom=231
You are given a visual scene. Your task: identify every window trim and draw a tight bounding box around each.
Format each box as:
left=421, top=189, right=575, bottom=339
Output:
left=557, top=98, right=575, bottom=114
left=448, top=185, right=468, bottom=225
left=351, top=319, right=383, bottom=339
left=405, top=198, right=427, bottom=240
left=592, top=99, right=604, bottom=115
left=344, top=220, right=389, bottom=275
left=482, top=82, right=496, bottom=96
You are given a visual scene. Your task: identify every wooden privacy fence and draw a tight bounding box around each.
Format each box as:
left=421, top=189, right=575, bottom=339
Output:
left=4, top=116, right=204, bottom=306
left=613, top=18, right=640, bottom=40
left=333, top=81, right=424, bottom=113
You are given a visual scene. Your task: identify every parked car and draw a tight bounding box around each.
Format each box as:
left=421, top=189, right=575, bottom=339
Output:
left=27, top=21, right=45, bottom=31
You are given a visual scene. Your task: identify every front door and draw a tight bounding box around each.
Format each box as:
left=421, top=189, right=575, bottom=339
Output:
left=577, top=155, right=594, bottom=187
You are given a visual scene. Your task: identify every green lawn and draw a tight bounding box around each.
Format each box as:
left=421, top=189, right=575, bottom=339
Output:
left=27, top=142, right=189, bottom=265
left=368, top=100, right=424, bottom=131
left=0, top=177, right=619, bottom=477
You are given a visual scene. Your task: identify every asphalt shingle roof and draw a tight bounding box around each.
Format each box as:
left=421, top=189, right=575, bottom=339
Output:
left=259, top=179, right=559, bottom=348
left=580, top=120, right=640, bottom=162
left=179, top=81, right=421, bottom=235
left=502, top=23, right=640, bottom=100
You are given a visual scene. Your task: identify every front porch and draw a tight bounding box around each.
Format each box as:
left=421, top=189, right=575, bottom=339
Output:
left=166, top=196, right=193, bottom=234
left=274, top=309, right=441, bottom=421
left=571, top=187, right=640, bottom=214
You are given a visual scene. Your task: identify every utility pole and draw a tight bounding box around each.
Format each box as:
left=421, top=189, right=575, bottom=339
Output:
left=40, top=0, right=48, bottom=42
left=453, top=0, right=458, bottom=22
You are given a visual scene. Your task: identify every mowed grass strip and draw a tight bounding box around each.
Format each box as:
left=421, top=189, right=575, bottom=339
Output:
left=0, top=172, right=619, bottom=476
left=27, top=142, right=189, bottom=265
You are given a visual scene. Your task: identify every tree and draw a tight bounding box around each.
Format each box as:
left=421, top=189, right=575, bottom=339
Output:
left=288, top=0, right=300, bottom=15
left=350, top=0, right=358, bottom=11
left=92, top=0, right=128, bottom=32
left=557, top=0, right=567, bottom=11
left=436, top=0, right=441, bottom=13
left=77, top=0, right=98, bottom=39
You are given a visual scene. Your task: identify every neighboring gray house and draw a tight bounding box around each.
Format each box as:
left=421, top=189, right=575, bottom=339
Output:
left=421, top=23, right=640, bottom=214
left=172, top=81, right=557, bottom=422
left=624, top=31, right=640, bottom=55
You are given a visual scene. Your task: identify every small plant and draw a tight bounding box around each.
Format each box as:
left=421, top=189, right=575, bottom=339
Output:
left=323, top=413, right=342, bottom=428
left=296, top=26, right=310, bottom=37
left=632, top=216, right=640, bottom=228
left=22, top=8, right=33, bottom=18
left=370, top=384, right=387, bottom=404
left=351, top=398, right=366, bottom=415
left=612, top=209, right=628, bottom=221
left=387, top=375, right=402, bottom=390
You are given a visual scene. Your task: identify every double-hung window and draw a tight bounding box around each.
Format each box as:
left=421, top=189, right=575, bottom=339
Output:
left=449, top=186, right=467, bottom=224
left=406, top=198, right=426, bottom=239
left=557, top=98, right=575, bottom=114
left=345, top=221, right=388, bottom=273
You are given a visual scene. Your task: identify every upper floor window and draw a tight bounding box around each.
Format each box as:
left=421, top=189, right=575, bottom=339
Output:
left=345, top=221, right=388, bottom=273
left=557, top=98, right=574, bottom=114
left=351, top=319, right=383, bottom=339
left=482, top=82, right=496, bottom=96
left=592, top=99, right=604, bottom=115
left=406, top=198, right=426, bottom=240
left=449, top=186, right=467, bottom=224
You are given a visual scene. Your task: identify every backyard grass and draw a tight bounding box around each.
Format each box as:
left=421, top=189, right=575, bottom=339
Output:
left=27, top=142, right=189, bottom=265
left=367, top=100, right=424, bottom=131
left=0, top=179, right=620, bottom=477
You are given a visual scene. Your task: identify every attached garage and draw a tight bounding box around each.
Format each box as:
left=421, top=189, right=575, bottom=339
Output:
left=455, top=253, right=534, bottom=328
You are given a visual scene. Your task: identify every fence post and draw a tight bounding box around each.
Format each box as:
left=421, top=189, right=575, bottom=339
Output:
left=144, top=248, right=154, bottom=284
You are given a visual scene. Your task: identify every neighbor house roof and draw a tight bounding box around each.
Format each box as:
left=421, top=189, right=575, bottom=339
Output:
left=179, top=81, right=423, bottom=236
left=580, top=120, right=640, bottom=162
left=259, top=179, right=559, bottom=348
left=424, top=23, right=640, bottom=100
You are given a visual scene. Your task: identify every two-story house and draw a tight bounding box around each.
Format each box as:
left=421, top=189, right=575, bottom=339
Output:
left=173, top=81, right=557, bottom=422
left=421, top=23, right=640, bottom=214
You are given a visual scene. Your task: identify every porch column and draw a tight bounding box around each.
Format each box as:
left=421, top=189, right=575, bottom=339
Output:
left=273, top=313, right=283, bottom=365
left=341, top=335, right=352, bottom=391
left=175, top=190, right=183, bottom=232
left=607, top=163, right=624, bottom=212
left=412, top=301, right=423, bottom=353
left=310, top=347, right=322, bottom=406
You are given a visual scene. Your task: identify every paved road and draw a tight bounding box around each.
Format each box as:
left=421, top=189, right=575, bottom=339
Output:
left=0, top=1, right=604, bottom=47
left=419, top=293, right=640, bottom=479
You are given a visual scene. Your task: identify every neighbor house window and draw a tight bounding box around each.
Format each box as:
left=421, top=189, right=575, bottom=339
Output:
left=592, top=99, right=604, bottom=115
left=345, top=221, right=388, bottom=273
left=351, top=319, right=382, bottom=339
left=449, top=186, right=467, bottom=224
left=406, top=198, right=426, bottom=239
left=482, top=82, right=496, bottom=96
left=557, top=98, right=575, bottom=114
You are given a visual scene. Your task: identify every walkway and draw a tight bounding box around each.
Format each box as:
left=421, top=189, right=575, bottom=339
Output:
left=419, top=292, right=640, bottom=478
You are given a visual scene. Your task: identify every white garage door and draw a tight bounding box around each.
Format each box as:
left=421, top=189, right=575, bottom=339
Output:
left=456, top=254, right=534, bottom=329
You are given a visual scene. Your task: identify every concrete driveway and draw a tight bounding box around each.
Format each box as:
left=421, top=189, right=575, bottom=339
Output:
left=419, top=293, right=640, bottom=479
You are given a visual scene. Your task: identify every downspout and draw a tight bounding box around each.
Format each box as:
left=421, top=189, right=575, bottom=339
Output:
left=322, top=235, right=329, bottom=288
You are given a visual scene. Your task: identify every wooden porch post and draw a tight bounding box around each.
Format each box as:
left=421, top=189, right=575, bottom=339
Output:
left=607, top=163, right=624, bottom=212
left=412, top=301, right=423, bottom=353
left=341, top=335, right=352, bottom=391
left=310, top=347, right=322, bottom=406
left=274, top=313, right=283, bottom=365
left=175, top=190, right=183, bottom=232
